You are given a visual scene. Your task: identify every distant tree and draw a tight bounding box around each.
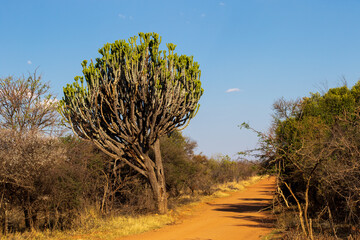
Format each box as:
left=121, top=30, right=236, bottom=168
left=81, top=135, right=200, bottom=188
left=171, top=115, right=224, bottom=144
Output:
left=0, top=73, right=58, bottom=134
left=60, top=32, right=203, bottom=213
left=0, top=73, right=61, bottom=231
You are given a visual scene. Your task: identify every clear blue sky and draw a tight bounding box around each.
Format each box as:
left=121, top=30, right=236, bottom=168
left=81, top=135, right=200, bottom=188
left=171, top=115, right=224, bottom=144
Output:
left=2, top=0, right=360, bottom=159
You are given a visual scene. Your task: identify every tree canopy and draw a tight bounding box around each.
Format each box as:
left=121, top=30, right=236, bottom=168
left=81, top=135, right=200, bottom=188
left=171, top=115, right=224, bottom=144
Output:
left=59, top=32, right=203, bottom=213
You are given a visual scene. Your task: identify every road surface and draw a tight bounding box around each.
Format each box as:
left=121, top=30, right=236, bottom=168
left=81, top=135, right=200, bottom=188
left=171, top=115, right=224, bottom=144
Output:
left=119, top=176, right=276, bottom=240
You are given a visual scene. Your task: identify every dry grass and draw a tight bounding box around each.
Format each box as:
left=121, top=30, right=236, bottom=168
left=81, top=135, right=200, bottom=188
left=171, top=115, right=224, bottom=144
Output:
left=1, top=213, right=175, bottom=240
left=261, top=229, right=283, bottom=240
left=215, top=175, right=263, bottom=192
left=0, top=175, right=264, bottom=240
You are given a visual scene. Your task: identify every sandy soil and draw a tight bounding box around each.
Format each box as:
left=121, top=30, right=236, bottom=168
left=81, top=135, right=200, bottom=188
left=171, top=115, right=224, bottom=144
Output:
left=118, top=176, right=276, bottom=240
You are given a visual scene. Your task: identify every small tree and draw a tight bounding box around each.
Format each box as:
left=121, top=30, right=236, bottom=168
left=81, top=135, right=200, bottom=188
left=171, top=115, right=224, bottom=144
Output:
left=0, top=73, right=61, bottom=231
left=60, top=32, right=203, bottom=213
left=0, top=73, right=58, bottom=134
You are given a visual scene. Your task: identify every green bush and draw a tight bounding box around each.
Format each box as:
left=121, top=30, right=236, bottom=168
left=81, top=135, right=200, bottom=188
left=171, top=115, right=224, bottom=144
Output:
left=259, top=83, right=360, bottom=238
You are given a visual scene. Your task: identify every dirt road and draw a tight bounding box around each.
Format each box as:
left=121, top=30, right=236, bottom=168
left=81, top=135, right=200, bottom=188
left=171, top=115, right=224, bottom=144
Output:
left=119, top=176, right=276, bottom=240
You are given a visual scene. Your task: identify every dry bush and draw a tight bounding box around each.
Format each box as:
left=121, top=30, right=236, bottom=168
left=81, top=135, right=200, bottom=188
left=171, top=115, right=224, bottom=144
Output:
left=0, top=130, right=66, bottom=231
left=161, top=131, right=258, bottom=199
left=160, top=131, right=210, bottom=197
left=253, top=84, right=360, bottom=239
left=209, top=155, right=257, bottom=184
left=0, top=73, right=63, bottom=233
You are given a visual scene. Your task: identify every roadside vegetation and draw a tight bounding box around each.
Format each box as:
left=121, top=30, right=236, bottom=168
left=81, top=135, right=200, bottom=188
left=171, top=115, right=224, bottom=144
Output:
left=0, top=176, right=261, bottom=240
left=0, top=72, right=258, bottom=238
left=246, top=81, right=360, bottom=239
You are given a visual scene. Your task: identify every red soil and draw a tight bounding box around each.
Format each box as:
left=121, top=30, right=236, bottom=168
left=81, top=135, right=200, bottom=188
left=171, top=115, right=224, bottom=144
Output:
left=119, top=176, right=276, bottom=240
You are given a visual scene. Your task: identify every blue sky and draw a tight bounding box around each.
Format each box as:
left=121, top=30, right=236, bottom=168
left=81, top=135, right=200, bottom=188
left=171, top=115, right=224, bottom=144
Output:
left=2, top=0, right=360, bottom=159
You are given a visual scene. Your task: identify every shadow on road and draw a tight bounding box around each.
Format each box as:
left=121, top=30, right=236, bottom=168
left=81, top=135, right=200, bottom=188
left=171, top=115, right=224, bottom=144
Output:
left=207, top=191, right=276, bottom=228
left=233, top=215, right=275, bottom=228
left=209, top=201, right=269, bottom=214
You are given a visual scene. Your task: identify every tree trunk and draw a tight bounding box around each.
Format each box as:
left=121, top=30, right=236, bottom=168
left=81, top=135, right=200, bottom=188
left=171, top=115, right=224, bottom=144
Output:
left=1, top=202, right=7, bottom=235
left=145, top=139, right=168, bottom=214
left=32, top=211, right=38, bottom=230
left=23, top=207, right=31, bottom=230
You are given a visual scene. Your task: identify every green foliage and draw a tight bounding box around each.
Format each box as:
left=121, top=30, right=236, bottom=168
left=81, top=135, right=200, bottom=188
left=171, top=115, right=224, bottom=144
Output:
left=261, top=82, right=360, bottom=238
left=301, top=86, right=356, bottom=124
left=159, top=131, right=209, bottom=196
left=160, top=131, right=258, bottom=197
left=59, top=32, right=203, bottom=156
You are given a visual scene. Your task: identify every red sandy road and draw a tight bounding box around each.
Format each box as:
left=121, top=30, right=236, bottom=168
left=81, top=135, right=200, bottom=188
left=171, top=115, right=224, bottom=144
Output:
left=119, top=177, right=276, bottom=240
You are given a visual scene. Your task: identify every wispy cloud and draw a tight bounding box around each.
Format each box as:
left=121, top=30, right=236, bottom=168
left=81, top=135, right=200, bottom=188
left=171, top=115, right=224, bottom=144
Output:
left=118, top=14, right=126, bottom=19
left=226, top=88, right=241, bottom=93
left=118, top=14, right=133, bottom=20
left=27, top=60, right=32, bottom=65
left=219, top=1, right=225, bottom=6
left=201, top=13, right=206, bottom=17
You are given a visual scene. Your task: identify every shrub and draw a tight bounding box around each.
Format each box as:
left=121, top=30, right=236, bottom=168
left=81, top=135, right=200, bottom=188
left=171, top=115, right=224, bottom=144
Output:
left=254, top=83, right=360, bottom=239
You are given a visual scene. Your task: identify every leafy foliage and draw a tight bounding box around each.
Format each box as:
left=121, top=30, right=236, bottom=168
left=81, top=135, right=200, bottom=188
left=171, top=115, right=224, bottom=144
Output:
left=257, top=83, right=360, bottom=239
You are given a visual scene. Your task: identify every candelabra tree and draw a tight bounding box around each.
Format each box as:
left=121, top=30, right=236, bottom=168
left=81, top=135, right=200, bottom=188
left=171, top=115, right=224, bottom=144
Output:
left=59, top=32, right=203, bottom=213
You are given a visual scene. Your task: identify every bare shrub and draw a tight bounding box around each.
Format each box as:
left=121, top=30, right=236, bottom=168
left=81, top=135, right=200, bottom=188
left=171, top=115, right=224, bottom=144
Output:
left=0, top=73, right=62, bottom=232
left=0, top=130, right=65, bottom=231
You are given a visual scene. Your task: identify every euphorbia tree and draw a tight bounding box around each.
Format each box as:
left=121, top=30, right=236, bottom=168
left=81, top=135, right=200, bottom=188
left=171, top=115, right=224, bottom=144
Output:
left=59, top=32, right=203, bottom=213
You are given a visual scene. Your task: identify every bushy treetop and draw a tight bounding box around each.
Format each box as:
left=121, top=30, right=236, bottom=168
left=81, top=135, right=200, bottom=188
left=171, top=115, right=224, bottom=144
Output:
left=60, top=32, right=203, bottom=157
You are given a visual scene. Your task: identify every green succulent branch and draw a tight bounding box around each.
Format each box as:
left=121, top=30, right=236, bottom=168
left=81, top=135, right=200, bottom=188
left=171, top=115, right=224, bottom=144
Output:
left=59, top=32, right=203, bottom=177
